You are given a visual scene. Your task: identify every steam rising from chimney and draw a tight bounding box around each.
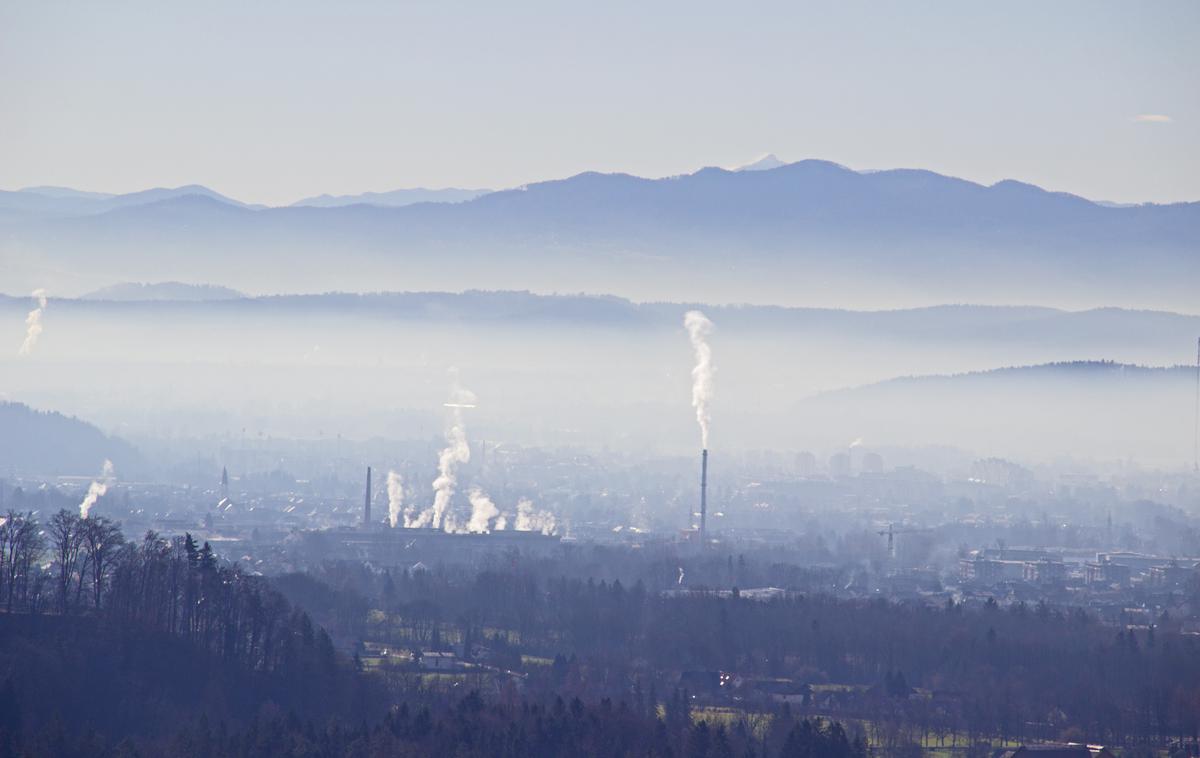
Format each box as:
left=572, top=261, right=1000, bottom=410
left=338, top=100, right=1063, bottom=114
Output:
left=387, top=470, right=404, bottom=528
left=514, top=497, right=557, bottom=535
left=18, top=289, right=48, bottom=356
left=395, top=376, right=559, bottom=535
left=79, top=460, right=114, bottom=519
left=849, top=437, right=864, bottom=449
left=466, top=488, right=500, bottom=533
left=407, top=379, right=475, bottom=530
left=684, top=310, right=714, bottom=448
left=431, top=406, right=470, bottom=530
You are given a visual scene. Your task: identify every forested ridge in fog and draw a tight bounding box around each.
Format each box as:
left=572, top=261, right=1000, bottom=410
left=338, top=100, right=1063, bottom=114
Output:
left=79, top=281, right=245, bottom=302
left=2, top=289, right=1195, bottom=463
left=789, top=360, right=1195, bottom=457
left=5, top=291, right=1195, bottom=353
left=0, top=402, right=141, bottom=477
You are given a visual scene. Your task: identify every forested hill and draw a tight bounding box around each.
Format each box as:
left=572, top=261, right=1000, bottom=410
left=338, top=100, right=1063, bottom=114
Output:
left=0, top=402, right=141, bottom=477
left=0, top=522, right=384, bottom=756
left=0, top=512, right=863, bottom=758
left=0, top=613, right=379, bottom=753
left=2, top=508, right=1199, bottom=754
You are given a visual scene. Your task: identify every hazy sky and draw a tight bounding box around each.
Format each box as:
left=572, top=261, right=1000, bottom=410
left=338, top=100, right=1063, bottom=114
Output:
left=2, top=1, right=1197, bottom=206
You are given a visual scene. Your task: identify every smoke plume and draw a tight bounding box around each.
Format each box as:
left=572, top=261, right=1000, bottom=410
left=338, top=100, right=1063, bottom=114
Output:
left=79, top=460, right=114, bottom=519
left=514, top=497, right=557, bottom=535
left=849, top=437, right=864, bottom=449
left=18, top=289, right=48, bottom=357
left=408, top=382, right=476, bottom=529
left=432, top=406, right=470, bottom=530
left=684, top=310, right=714, bottom=448
left=387, top=470, right=404, bottom=528
left=466, top=488, right=500, bottom=533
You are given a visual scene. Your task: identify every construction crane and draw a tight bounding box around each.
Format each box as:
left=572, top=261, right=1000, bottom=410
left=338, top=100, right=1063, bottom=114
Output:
left=876, top=523, right=931, bottom=558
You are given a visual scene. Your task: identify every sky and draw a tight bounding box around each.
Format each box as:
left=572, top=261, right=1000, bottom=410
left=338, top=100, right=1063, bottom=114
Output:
left=1, top=0, right=1197, bottom=207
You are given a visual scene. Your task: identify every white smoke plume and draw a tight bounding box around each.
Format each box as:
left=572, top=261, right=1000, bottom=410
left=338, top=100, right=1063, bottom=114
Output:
left=514, top=497, right=557, bottom=535
left=407, top=382, right=476, bottom=529
left=432, top=407, right=470, bottom=530
left=79, top=460, right=114, bottom=519
left=494, top=514, right=508, bottom=531
left=684, top=310, right=714, bottom=449
left=849, top=437, right=864, bottom=449
left=466, top=488, right=500, bottom=533
left=386, top=470, right=404, bottom=528
left=18, top=289, right=48, bottom=357
left=405, top=508, right=427, bottom=528
left=677, top=566, right=685, bottom=586
left=441, top=508, right=463, bottom=534
left=405, top=477, right=438, bottom=528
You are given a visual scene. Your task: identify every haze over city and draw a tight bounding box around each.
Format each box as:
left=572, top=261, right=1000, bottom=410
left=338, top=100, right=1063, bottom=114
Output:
left=1, top=3, right=1199, bottom=757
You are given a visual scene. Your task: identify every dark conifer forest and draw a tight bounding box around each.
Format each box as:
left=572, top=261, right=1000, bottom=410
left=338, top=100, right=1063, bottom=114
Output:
left=2, top=511, right=1200, bottom=756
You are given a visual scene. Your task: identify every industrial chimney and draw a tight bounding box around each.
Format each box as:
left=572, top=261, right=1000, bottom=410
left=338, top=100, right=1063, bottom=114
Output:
left=699, top=448, right=708, bottom=544
left=364, top=466, right=372, bottom=527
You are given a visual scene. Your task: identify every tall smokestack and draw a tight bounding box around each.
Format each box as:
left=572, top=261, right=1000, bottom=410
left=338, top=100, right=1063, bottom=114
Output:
left=364, top=466, right=372, bottom=527
left=700, top=448, right=708, bottom=544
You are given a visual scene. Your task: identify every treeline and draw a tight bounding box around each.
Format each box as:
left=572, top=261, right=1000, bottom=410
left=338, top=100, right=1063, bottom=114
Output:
left=302, top=560, right=1200, bottom=749
left=2, top=508, right=350, bottom=678
left=5, top=512, right=1200, bottom=754
left=0, top=509, right=379, bottom=748
left=2, top=686, right=865, bottom=758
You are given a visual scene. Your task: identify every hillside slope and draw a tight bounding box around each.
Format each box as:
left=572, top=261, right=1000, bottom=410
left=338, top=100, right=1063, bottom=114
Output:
left=0, top=402, right=141, bottom=477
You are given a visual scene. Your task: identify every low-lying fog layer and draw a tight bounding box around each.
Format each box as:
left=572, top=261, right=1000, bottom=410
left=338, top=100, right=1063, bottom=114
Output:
left=1, top=291, right=1197, bottom=468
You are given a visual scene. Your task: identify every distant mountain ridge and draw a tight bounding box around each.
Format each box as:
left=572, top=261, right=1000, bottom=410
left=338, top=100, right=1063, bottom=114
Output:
left=4, top=183, right=494, bottom=213
left=81, top=281, right=245, bottom=301
left=5, top=159, right=1185, bottom=213
left=0, top=183, right=258, bottom=219
left=19, top=185, right=116, bottom=200
left=734, top=153, right=790, bottom=171
left=3, top=160, right=1197, bottom=310
left=291, top=187, right=491, bottom=208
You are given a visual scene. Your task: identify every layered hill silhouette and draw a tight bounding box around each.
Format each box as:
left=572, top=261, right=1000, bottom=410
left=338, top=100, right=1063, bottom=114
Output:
left=290, top=186, right=490, bottom=207
left=0, top=184, right=257, bottom=218
left=2, top=159, right=1197, bottom=310
left=2, top=289, right=1196, bottom=350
